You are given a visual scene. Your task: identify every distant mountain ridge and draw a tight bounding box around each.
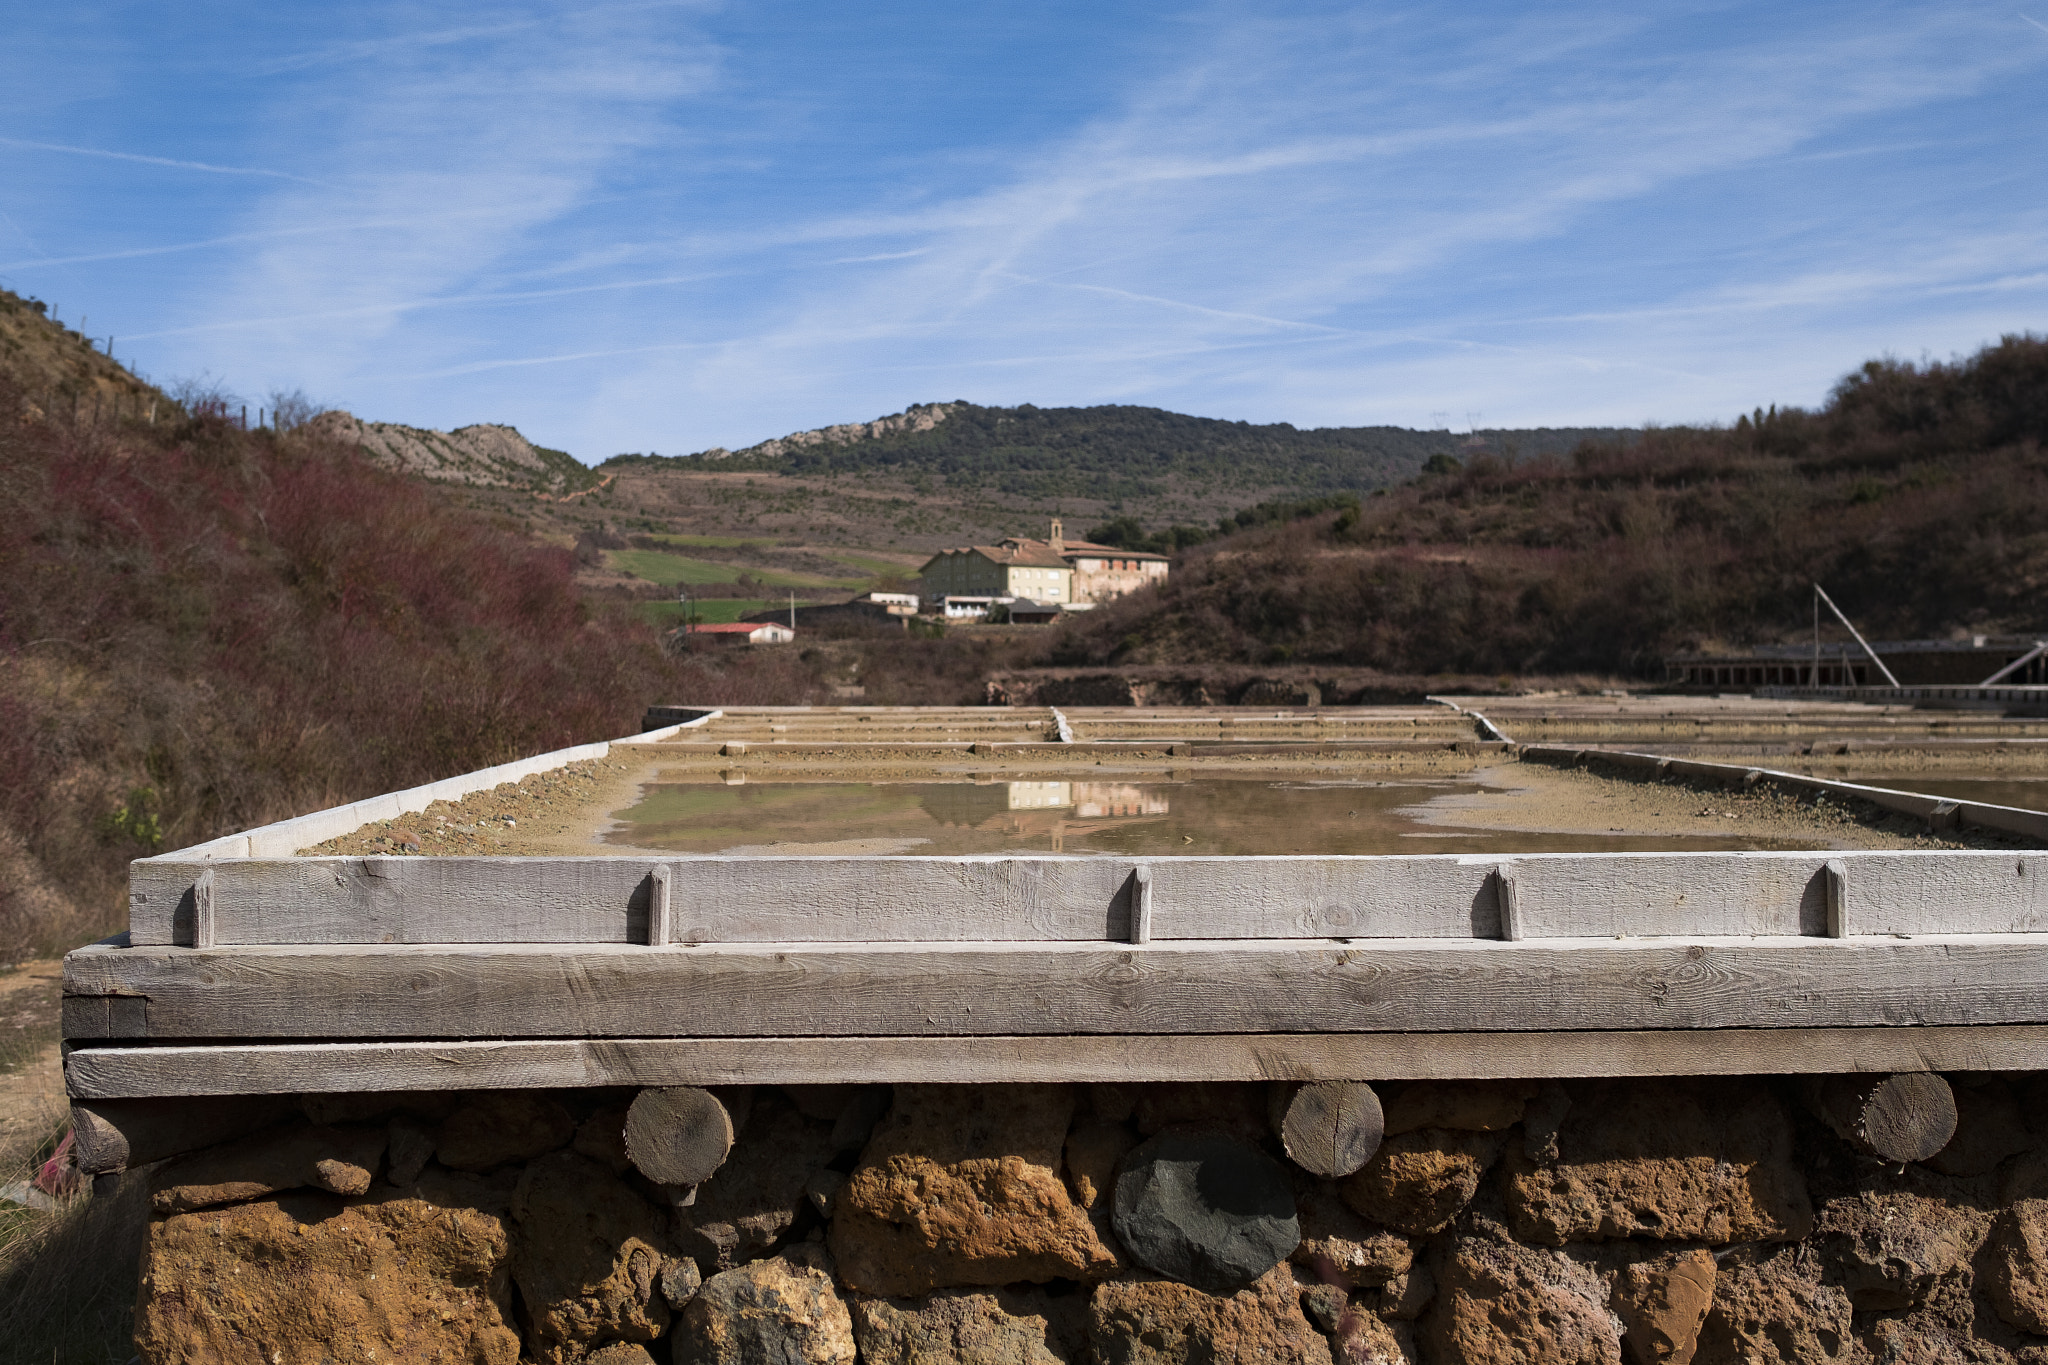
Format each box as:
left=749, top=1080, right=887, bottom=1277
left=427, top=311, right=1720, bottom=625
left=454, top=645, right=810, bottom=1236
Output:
left=307, top=411, right=598, bottom=494
left=603, top=401, right=1638, bottom=501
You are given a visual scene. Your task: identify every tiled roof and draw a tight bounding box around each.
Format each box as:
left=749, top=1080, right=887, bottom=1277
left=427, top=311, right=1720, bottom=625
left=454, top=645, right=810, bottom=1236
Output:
left=687, top=622, right=787, bottom=634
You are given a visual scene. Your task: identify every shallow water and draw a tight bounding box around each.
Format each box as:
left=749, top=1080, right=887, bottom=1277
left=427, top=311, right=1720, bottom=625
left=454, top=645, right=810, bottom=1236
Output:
left=1843, top=774, right=2048, bottom=812
left=605, top=776, right=1805, bottom=857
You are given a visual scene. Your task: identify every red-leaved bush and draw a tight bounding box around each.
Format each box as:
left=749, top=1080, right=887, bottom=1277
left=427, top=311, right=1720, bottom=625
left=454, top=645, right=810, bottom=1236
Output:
left=0, top=378, right=690, bottom=958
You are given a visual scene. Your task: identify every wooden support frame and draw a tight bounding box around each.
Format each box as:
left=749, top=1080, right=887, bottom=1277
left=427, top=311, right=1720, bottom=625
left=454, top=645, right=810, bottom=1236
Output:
left=125, top=848, right=2048, bottom=947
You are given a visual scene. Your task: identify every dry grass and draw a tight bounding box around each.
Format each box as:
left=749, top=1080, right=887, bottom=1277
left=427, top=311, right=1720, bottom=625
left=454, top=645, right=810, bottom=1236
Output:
left=0, top=1113, right=146, bottom=1365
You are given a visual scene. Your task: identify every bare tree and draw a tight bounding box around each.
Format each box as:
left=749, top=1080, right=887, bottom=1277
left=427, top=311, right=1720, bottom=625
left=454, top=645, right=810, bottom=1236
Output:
left=266, top=387, right=327, bottom=432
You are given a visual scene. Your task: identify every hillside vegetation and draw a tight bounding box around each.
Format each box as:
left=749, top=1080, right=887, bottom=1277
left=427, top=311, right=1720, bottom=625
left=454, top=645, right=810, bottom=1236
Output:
left=1045, top=336, right=2048, bottom=678
left=0, top=289, right=734, bottom=962
left=604, top=402, right=1634, bottom=504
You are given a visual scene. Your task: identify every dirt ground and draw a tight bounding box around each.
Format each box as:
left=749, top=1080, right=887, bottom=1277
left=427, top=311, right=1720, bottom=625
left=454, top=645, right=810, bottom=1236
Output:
left=0, top=959, right=65, bottom=1172
left=1411, top=761, right=1979, bottom=850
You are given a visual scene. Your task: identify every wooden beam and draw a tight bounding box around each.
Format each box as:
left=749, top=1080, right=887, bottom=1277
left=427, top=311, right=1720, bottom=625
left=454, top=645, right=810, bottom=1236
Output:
left=124, top=849, right=2048, bottom=948
left=60, top=935, right=2048, bottom=1042
left=64, top=1025, right=2048, bottom=1098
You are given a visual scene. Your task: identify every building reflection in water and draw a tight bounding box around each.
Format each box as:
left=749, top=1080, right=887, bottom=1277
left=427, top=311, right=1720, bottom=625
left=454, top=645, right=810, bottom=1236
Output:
left=918, top=781, right=1171, bottom=851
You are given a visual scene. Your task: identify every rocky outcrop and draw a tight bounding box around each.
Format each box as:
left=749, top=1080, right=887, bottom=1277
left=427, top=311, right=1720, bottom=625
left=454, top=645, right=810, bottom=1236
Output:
left=829, top=1083, right=1120, bottom=1296
left=305, top=410, right=595, bottom=491
left=700, top=403, right=958, bottom=462
left=134, top=1174, right=520, bottom=1364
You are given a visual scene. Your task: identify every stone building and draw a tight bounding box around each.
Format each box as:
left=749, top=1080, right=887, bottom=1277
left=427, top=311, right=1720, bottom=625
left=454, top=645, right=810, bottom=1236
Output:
left=918, top=520, right=1167, bottom=611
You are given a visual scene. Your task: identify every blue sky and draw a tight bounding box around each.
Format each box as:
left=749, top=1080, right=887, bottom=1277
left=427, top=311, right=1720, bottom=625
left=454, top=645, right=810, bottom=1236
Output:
left=3, top=1, right=2045, bottom=460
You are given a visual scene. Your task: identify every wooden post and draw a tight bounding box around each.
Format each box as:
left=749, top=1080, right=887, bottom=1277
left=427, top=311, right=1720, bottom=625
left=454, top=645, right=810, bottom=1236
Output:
left=624, top=1086, right=734, bottom=1186
left=1809, top=1072, right=1957, bottom=1163
left=1268, top=1080, right=1383, bottom=1178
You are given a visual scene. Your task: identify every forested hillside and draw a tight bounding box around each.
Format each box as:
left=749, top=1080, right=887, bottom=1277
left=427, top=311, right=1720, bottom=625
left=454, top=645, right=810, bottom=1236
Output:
left=605, top=402, right=1634, bottom=503
left=1046, top=336, right=2048, bottom=678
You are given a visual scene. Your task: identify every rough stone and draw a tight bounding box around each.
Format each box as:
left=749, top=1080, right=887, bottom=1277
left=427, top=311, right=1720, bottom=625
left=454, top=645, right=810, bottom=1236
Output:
left=1693, top=1250, right=1851, bottom=1365
left=511, top=1151, right=676, bottom=1363
left=1610, top=1248, right=1716, bottom=1365
left=133, top=1173, right=519, bottom=1364
left=387, top=1115, right=437, bottom=1186
left=1381, top=1080, right=1537, bottom=1136
left=1425, top=1233, right=1622, bottom=1365
left=1523, top=1081, right=1574, bottom=1164
left=589, top=1346, right=662, bottom=1365
left=1114, top=1130, right=1299, bottom=1295
left=807, top=1168, right=846, bottom=1219
left=851, top=1285, right=1087, bottom=1364
left=1338, top=1128, right=1505, bottom=1237
left=151, top=1123, right=387, bottom=1213
left=1132, top=1082, right=1272, bottom=1142
left=677, top=1088, right=839, bottom=1274
left=1292, top=1182, right=1413, bottom=1289
left=1375, top=1261, right=1437, bottom=1321
left=1984, top=1199, right=2048, bottom=1335
left=831, top=1086, right=892, bottom=1152
left=575, top=1100, right=636, bottom=1174
left=1090, top=1264, right=1335, bottom=1365
left=785, top=1084, right=860, bottom=1122
left=830, top=1083, right=1119, bottom=1296
left=437, top=1090, right=575, bottom=1171
left=1819, top=1190, right=1981, bottom=1311
left=1066, top=1119, right=1139, bottom=1210
left=299, top=1089, right=461, bottom=1126
left=1926, top=1082, right=2034, bottom=1178
left=1503, top=1080, right=1811, bottom=1245
left=674, top=1243, right=856, bottom=1365
left=662, top=1255, right=703, bottom=1310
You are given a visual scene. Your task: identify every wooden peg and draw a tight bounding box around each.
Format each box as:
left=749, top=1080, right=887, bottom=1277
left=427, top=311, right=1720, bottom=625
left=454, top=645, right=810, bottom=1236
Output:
left=649, top=865, right=673, bottom=947
left=1496, top=865, right=1522, bottom=942
left=1824, top=859, right=1847, bottom=938
left=192, top=867, right=216, bottom=950
left=1130, top=865, right=1153, bottom=945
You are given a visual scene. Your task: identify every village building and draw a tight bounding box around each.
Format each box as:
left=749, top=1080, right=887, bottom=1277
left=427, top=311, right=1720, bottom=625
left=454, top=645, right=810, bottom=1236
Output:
left=679, top=621, right=795, bottom=645
left=918, top=519, right=1168, bottom=613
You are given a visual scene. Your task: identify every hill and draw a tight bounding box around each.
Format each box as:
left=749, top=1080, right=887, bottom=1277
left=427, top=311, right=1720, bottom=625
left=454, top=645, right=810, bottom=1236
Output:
left=604, top=400, right=1636, bottom=505
left=0, top=288, right=693, bottom=964
left=0, top=289, right=163, bottom=419
left=307, top=410, right=602, bottom=495
left=1037, top=335, right=2048, bottom=680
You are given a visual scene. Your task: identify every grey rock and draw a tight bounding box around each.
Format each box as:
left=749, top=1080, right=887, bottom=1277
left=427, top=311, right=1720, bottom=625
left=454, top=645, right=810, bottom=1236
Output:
left=806, top=1169, right=845, bottom=1219
left=436, top=1091, right=575, bottom=1172
left=1113, top=1131, right=1299, bottom=1295
left=662, top=1255, right=703, bottom=1310
left=674, top=1243, right=856, bottom=1365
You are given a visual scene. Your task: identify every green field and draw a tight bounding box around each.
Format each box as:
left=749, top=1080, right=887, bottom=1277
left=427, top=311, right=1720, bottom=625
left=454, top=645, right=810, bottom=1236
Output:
left=635, top=599, right=780, bottom=627
left=608, top=548, right=860, bottom=590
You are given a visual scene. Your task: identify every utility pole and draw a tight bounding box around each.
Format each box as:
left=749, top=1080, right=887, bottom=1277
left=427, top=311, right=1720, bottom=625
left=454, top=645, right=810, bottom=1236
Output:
left=789, top=591, right=796, bottom=632
left=1814, top=583, right=1901, bottom=687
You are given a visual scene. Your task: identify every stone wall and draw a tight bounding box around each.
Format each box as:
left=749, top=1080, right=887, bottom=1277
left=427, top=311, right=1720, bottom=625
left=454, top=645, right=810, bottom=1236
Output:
left=121, top=1074, right=2048, bottom=1364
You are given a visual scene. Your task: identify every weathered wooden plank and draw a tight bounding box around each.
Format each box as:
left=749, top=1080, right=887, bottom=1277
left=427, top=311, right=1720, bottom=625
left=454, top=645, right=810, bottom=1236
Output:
left=125, top=849, right=2048, bottom=948
left=60, top=935, right=2048, bottom=1041
left=64, top=1023, right=2048, bottom=1097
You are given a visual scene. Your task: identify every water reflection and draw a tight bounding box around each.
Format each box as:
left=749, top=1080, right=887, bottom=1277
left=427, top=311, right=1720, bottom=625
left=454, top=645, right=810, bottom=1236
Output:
left=606, top=776, right=1800, bottom=857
